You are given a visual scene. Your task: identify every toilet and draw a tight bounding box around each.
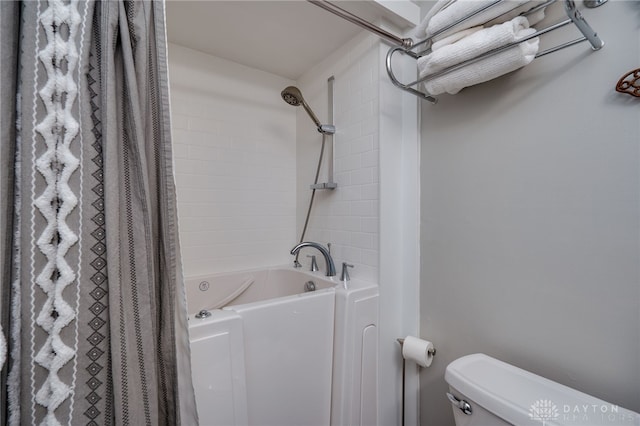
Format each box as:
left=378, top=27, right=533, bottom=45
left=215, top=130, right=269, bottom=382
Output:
left=445, top=353, right=640, bottom=426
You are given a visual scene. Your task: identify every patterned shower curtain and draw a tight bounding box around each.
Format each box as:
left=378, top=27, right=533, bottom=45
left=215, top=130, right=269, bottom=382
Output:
left=0, top=1, right=198, bottom=424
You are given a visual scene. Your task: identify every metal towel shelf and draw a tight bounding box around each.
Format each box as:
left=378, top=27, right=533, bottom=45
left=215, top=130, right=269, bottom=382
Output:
left=309, top=0, right=605, bottom=103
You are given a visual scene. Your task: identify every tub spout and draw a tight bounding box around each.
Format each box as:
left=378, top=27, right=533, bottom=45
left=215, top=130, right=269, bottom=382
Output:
left=290, top=242, right=336, bottom=277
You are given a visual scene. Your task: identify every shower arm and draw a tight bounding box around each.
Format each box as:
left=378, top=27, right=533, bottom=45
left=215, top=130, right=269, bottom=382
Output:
left=300, top=100, right=322, bottom=128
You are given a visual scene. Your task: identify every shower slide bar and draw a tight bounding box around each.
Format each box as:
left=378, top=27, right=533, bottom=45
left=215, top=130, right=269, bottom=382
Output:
left=308, top=0, right=605, bottom=103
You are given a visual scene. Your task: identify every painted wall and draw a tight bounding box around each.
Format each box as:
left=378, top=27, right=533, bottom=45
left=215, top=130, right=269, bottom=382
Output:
left=418, top=2, right=640, bottom=425
left=168, top=44, right=297, bottom=277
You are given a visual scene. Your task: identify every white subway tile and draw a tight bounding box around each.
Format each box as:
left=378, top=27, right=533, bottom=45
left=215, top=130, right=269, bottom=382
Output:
left=361, top=249, right=378, bottom=267
left=361, top=149, right=378, bottom=168
left=361, top=217, right=378, bottom=234
left=338, top=122, right=362, bottom=143
left=336, top=154, right=362, bottom=172
left=171, top=39, right=381, bottom=278
left=335, top=171, right=352, bottom=186
left=329, top=201, right=351, bottom=217
left=361, top=184, right=378, bottom=200
left=329, top=230, right=351, bottom=245
left=188, top=116, right=221, bottom=134
left=171, top=129, right=191, bottom=145
left=351, top=200, right=375, bottom=217
left=351, top=167, right=373, bottom=185
left=172, top=143, right=189, bottom=159
left=351, top=232, right=375, bottom=249
left=171, top=113, right=189, bottom=130
left=340, top=245, right=362, bottom=264
left=350, top=134, right=374, bottom=155
left=362, top=114, right=378, bottom=136
left=360, top=81, right=378, bottom=104
left=189, top=144, right=221, bottom=161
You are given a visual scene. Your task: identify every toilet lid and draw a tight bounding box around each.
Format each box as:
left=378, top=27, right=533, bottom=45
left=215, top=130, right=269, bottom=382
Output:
left=445, top=354, right=640, bottom=426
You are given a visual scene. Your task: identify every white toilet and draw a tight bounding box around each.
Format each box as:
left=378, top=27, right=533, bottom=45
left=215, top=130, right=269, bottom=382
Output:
left=445, top=353, right=640, bottom=426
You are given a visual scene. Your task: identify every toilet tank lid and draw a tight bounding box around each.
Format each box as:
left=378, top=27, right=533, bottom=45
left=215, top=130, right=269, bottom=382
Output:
left=445, top=353, right=640, bottom=426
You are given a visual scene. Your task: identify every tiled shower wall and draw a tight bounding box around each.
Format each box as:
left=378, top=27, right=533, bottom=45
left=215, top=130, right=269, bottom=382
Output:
left=168, top=44, right=297, bottom=277
left=168, top=32, right=381, bottom=283
left=296, top=33, right=380, bottom=283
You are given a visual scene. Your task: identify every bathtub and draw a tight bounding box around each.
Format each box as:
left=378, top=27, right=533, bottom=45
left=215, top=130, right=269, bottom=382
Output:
left=186, top=267, right=379, bottom=426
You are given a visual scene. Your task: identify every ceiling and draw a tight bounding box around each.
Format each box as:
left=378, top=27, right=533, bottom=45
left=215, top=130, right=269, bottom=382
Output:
left=165, top=1, right=365, bottom=80
left=165, top=1, right=419, bottom=80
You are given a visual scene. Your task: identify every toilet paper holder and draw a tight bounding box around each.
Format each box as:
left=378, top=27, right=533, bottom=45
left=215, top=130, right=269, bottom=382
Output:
left=397, top=337, right=436, bottom=357
left=397, top=337, right=436, bottom=426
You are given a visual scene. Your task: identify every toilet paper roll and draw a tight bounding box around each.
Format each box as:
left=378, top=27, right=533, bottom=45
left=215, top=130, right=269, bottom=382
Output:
left=402, top=336, right=435, bottom=367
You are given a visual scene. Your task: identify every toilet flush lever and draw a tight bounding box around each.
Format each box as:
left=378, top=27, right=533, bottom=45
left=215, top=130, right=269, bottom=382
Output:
left=446, top=392, right=472, bottom=415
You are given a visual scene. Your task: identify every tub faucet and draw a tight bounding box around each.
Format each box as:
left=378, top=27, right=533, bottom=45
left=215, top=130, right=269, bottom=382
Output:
left=290, top=242, right=336, bottom=277
left=341, top=262, right=354, bottom=282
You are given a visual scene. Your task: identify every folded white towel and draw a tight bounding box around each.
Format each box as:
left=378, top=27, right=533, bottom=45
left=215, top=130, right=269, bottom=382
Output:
left=431, top=26, right=484, bottom=51
left=484, top=1, right=547, bottom=27
left=411, top=0, right=455, bottom=40
left=417, top=16, right=539, bottom=95
left=423, top=0, right=547, bottom=40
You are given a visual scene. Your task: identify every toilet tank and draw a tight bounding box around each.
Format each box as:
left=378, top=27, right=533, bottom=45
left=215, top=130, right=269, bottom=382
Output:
left=445, top=353, right=640, bottom=426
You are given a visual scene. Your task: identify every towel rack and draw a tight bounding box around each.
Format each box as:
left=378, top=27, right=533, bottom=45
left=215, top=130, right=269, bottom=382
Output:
left=308, top=0, right=605, bottom=103
left=388, top=0, right=604, bottom=102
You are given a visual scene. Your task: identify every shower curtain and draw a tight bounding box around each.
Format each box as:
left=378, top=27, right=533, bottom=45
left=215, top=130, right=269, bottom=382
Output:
left=0, top=1, right=198, bottom=424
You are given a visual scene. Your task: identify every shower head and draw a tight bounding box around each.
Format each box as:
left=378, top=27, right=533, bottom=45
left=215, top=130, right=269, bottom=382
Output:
left=281, top=86, right=304, bottom=107
left=281, top=86, right=321, bottom=128
left=281, top=86, right=335, bottom=135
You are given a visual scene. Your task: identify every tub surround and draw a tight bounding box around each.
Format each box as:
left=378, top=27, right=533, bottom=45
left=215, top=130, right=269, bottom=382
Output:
left=186, top=267, right=379, bottom=426
left=168, top=17, right=420, bottom=425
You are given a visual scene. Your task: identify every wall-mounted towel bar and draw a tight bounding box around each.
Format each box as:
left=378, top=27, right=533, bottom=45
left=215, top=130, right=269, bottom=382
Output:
left=308, top=0, right=605, bottom=103
left=307, top=0, right=414, bottom=49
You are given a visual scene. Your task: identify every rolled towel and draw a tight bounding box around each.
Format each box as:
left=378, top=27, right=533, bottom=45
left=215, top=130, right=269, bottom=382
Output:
left=417, top=16, right=539, bottom=95
left=484, top=1, right=548, bottom=27
left=431, top=26, right=484, bottom=51
left=411, top=0, right=455, bottom=40
left=424, top=0, right=547, bottom=40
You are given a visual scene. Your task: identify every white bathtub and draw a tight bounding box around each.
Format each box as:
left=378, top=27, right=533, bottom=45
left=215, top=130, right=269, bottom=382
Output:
left=186, top=266, right=379, bottom=426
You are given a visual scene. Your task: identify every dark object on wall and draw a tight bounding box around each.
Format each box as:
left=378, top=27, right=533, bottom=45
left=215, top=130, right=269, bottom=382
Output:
left=615, top=68, right=640, bottom=97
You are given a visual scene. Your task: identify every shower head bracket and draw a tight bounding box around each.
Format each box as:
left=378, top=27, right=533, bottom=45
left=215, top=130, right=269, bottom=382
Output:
left=310, top=182, right=337, bottom=190
left=318, top=124, right=335, bottom=135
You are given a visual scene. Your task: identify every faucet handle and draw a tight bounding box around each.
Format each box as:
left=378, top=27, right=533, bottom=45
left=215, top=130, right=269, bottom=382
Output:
left=341, top=262, right=354, bottom=282
left=307, top=255, right=319, bottom=272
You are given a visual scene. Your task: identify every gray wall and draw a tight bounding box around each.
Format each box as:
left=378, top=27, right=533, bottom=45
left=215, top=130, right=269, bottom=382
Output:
left=419, top=2, right=640, bottom=425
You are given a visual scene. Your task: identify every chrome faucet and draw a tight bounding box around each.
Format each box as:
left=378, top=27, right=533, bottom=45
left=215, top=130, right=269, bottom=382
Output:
left=341, top=262, right=354, bottom=282
left=290, top=242, right=336, bottom=277
left=307, top=255, right=319, bottom=272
